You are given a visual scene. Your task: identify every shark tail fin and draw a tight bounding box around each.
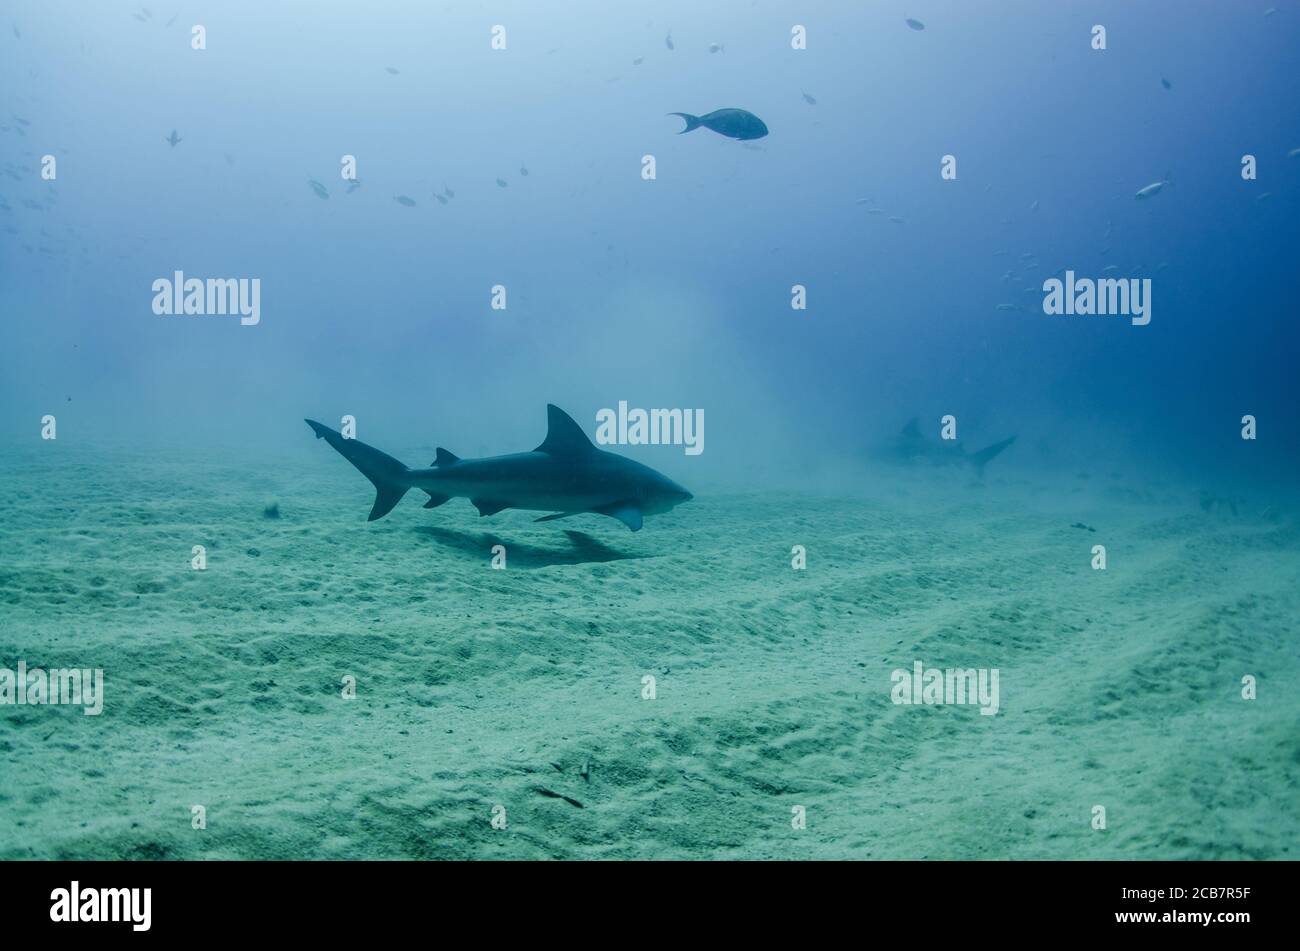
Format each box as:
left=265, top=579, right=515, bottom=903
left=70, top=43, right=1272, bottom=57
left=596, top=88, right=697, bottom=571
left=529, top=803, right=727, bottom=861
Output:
left=968, top=435, right=1017, bottom=475
left=305, top=419, right=411, bottom=520
left=669, top=112, right=702, bottom=133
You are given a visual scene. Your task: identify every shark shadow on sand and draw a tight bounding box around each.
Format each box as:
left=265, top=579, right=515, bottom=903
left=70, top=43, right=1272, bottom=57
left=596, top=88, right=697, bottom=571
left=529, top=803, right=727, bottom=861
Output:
left=415, top=526, right=636, bottom=568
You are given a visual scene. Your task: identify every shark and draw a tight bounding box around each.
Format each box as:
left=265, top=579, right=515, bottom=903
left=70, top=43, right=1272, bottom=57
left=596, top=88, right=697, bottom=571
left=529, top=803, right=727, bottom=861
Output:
left=887, top=418, right=1017, bottom=475
left=306, top=404, right=693, bottom=532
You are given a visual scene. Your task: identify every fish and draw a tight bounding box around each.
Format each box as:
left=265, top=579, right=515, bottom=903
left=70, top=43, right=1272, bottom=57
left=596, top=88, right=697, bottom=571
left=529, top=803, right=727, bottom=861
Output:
left=888, top=215, right=905, bottom=224
left=305, top=405, right=693, bottom=531
left=434, top=192, right=447, bottom=205
left=708, top=42, right=724, bottom=54
left=1135, top=179, right=1168, bottom=200
left=393, top=195, right=416, bottom=206
left=670, top=108, right=768, bottom=140
left=884, top=418, right=1017, bottom=475
left=308, top=179, right=329, bottom=199
left=495, top=177, right=508, bottom=188
left=165, top=129, right=181, bottom=148
left=1028, top=200, right=1039, bottom=212
left=520, top=165, right=529, bottom=176
left=632, top=57, right=644, bottom=65
left=802, top=91, right=817, bottom=105
left=905, top=18, right=925, bottom=31
left=1161, top=77, right=1171, bottom=89
left=443, top=184, right=455, bottom=198
left=665, top=32, right=674, bottom=51
left=1288, top=147, right=1300, bottom=159
left=347, top=181, right=361, bottom=194
left=385, top=66, right=399, bottom=75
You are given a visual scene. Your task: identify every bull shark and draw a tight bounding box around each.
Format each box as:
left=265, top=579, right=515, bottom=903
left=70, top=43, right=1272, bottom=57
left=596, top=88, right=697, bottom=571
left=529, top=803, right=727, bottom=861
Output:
left=887, top=418, right=1017, bottom=475
left=306, top=404, right=692, bottom=531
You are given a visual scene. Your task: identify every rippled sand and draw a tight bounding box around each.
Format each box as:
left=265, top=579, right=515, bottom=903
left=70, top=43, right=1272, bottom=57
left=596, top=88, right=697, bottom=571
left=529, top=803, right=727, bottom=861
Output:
left=1, top=444, right=1296, bottom=859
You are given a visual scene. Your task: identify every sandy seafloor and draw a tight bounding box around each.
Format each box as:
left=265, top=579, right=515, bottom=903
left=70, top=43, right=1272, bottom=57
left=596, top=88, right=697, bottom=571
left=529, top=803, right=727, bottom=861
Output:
left=1, top=442, right=1297, bottom=860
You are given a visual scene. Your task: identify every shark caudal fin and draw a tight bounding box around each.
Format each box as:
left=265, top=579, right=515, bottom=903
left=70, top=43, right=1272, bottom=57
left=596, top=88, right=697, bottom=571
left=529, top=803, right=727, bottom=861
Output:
left=967, top=435, right=1017, bottom=475
left=305, top=419, right=411, bottom=520
left=669, top=112, right=702, bottom=133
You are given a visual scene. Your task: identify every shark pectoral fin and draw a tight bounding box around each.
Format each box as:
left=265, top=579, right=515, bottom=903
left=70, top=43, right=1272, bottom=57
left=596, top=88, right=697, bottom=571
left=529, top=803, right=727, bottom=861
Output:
left=535, top=512, right=578, bottom=523
left=422, top=492, right=452, bottom=509
left=594, top=503, right=643, bottom=532
left=471, top=498, right=511, bottom=517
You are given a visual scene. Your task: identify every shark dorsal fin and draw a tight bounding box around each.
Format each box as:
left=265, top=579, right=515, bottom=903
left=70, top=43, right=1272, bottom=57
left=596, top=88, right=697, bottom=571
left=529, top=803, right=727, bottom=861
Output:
left=535, top=404, right=596, bottom=455
left=433, top=447, right=459, bottom=466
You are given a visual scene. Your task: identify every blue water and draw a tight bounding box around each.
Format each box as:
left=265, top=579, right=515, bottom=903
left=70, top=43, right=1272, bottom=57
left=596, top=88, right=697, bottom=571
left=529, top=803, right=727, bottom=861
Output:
left=2, top=1, right=1296, bottom=486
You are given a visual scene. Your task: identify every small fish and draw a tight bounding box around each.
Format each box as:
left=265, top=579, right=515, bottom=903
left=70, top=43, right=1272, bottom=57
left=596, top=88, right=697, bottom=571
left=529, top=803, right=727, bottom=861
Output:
left=347, top=181, right=361, bottom=194
left=888, top=215, right=905, bottom=224
left=992, top=249, right=1008, bottom=256
left=393, top=194, right=416, bottom=207
left=1099, top=246, right=1112, bottom=255
left=385, top=66, right=400, bottom=75
left=1156, top=261, right=1170, bottom=271
left=495, top=178, right=508, bottom=188
left=1129, top=265, right=1144, bottom=275
left=1071, top=522, right=1097, bottom=532
left=443, top=184, right=455, bottom=198
left=905, top=18, right=925, bottom=31
left=223, top=152, right=235, bottom=166
left=1288, top=147, right=1300, bottom=159
left=1028, top=199, right=1039, bottom=212
left=802, top=91, right=817, bottom=105
left=165, top=129, right=181, bottom=148
left=1264, top=7, right=1276, bottom=15
left=1102, top=265, right=1119, bottom=273
left=1135, top=179, right=1168, bottom=200
left=866, top=208, right=883, bottom=216
left=1255, top=192, right=1273, bottom=203
left=520, top=165, right=529, bottom=176
left=308, top=179, right=328, bottom=199
left=12, top=24, right=19, bottom=38
left=1161, top=77, right=1171, bottom=89
left=670, top=108, right=768, bottom=140
left=434, top=192, right=447, bottom=205
left=855, top=198, right=872, bottom=205
left=632, top=56, right=644, bottom=65
left=665, top=31, right=674, bottom=50
left=12, top=115, right=31, bottom=127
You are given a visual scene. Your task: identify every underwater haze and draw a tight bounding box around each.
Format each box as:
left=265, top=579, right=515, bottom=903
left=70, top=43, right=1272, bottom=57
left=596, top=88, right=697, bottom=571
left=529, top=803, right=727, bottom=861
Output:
left=1, top=0, right=1298, bottom=860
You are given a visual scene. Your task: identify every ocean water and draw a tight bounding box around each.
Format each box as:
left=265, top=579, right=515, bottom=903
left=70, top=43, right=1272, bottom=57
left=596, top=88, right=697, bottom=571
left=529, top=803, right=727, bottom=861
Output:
left=1, top=1, right=1297, bottom=860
